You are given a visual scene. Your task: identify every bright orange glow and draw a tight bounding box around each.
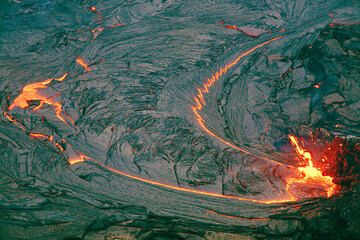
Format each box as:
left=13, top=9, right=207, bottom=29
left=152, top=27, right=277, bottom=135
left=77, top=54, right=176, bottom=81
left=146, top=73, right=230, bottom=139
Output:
left=68, top=153, right=91, bottom=165
left=76, top=57, right=92, bottom=72
left=89, top=6, right=97, bottom=12
left=286, top=135, right=338, bottom=199
left=29, top=133, right=52, bottom=140
left=3, top=111, right=26, bottom=131
left=225, top=25, right=240, bottom=30
left=192, top=36, right=284, bottom=166
left=288, top=135, right=312, bottom=163
left=8, top=73, right=69, bottom=123
left=3, top=111, right=15, bottom=123
left=55, top=142, right=64, bottom=152
left=314, top=84, right=321, bottom=88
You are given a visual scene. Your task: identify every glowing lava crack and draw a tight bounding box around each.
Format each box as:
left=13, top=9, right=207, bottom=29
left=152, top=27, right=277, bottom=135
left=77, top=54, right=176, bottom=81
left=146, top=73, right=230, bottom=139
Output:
left=5, top=38, right=338, bottom=206
left=8, top=73, right=70, bottom=124
left=192, top=35, right=338, bottom=202
left=192, top=36, right=284, bottom=165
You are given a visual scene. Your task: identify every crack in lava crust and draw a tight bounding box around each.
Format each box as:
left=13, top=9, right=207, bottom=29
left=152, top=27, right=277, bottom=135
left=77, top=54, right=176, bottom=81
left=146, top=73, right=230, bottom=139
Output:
left=192, top=36, right=286, bottom=166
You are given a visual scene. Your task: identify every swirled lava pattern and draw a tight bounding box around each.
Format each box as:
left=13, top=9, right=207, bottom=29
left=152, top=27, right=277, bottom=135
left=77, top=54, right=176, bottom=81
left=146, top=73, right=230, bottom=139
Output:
left=6, top=37, right=338, bottom=205
left=1, top=1, right=359, bottom=239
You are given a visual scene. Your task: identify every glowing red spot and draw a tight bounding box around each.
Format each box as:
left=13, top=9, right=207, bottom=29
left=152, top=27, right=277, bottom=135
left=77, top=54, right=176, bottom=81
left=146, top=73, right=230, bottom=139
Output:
left=89, top=6, right=97, bottom=12
left=225, top=25, right=239, bottom=30
left=314, top=84, right=321, bottom=88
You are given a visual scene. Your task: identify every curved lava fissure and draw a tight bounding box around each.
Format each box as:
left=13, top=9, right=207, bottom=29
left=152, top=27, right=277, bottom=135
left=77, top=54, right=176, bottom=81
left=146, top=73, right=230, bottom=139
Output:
left=5, top=35, right=339, bottom=206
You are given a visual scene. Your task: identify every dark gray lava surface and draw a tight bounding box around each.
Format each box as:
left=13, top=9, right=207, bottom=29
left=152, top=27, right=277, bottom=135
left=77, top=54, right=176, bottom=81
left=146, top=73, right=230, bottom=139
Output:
left=0, top=1, right=360, bottom=239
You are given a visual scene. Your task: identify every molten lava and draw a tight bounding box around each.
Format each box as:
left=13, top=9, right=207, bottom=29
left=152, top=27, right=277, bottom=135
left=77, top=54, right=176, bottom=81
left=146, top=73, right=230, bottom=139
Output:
left=225, top=24, right=240, bottom=30
left=76, top=57, right=92, bottom=72
left=8, top=73, right=69, bottom=123
left=192, top=36, right=284, bottom=165
left=286, top=135, right=338, bottom=200
left=89, top=6, right=97, bottom=13
left=29, top=133, right=53, bottom=141
left=69, top=154, right=90, bottom=165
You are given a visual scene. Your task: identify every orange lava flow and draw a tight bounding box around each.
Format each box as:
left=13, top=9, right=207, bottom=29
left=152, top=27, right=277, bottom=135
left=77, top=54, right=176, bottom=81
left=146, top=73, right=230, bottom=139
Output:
left=286, top=135, right=338, bottom=199
left=192, top=36, right=284, bottom=166
left=76, top=57, right=92, bottom=72
left=8, top=73, right=69, bottom=123
left=29, top=132, right=53, bottom=141
left=3, top=111, right=26, bottom=131
left=70, top=157, right=293, bottom=205
left=225, top=24, right=240, bottom=30
left=68, top=153, right=91, bottom=165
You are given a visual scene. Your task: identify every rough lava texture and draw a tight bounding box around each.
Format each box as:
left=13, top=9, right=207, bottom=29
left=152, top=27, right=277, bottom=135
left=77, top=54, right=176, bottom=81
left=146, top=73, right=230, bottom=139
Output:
left=0, top=0, right=360, bottom=239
